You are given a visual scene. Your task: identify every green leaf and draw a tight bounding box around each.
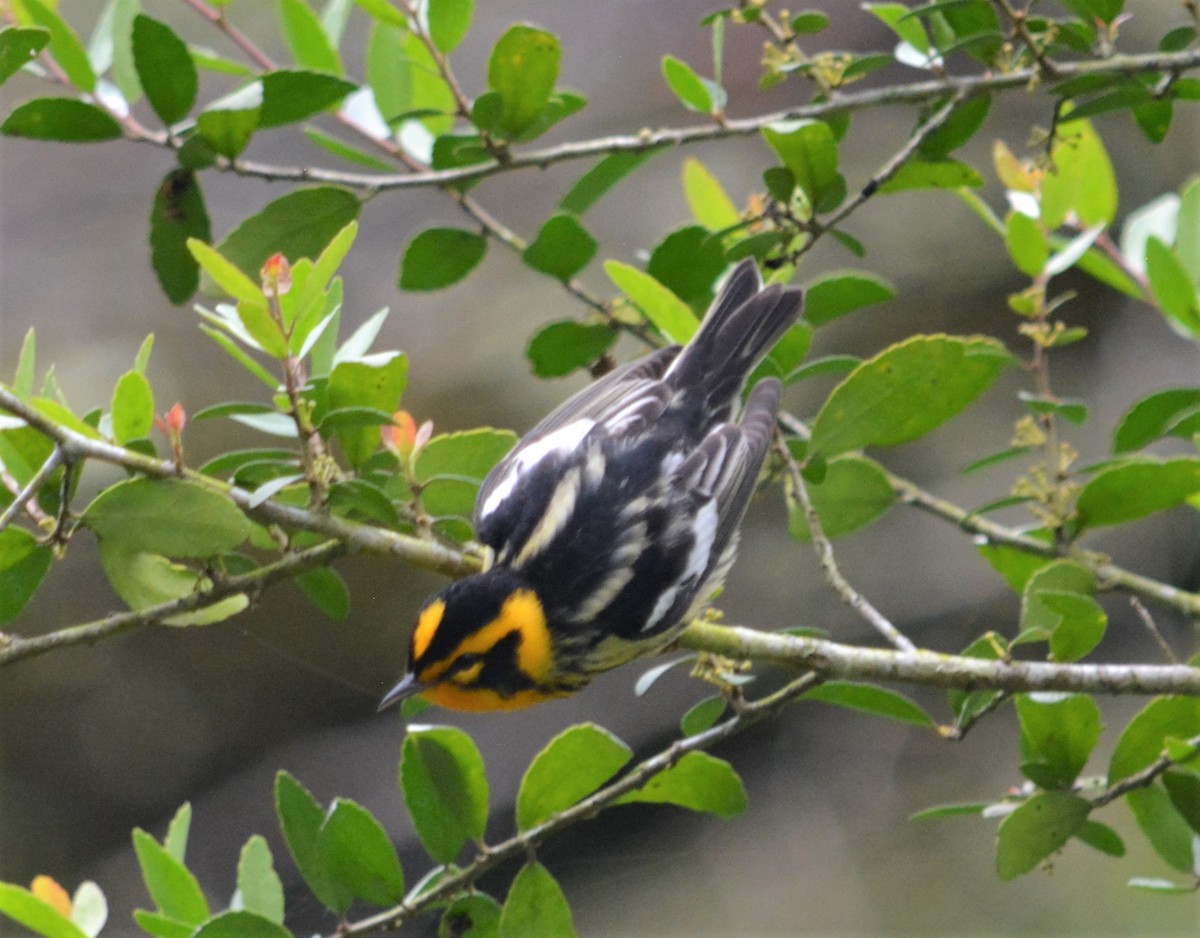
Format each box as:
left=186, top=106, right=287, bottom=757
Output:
left=304, top=126, right=393, bottom=170
left=164, top=802, right=192, bottom=863
left=605, top=260, right=699, bottom=343
left=680, top=696, right=727, bottom=736
left=1044, top=592, right=1107, bottom=661
left=559, top=149, right=662, bottom=216
left=1075, top=819, right=1126, bottom=857
left=683, top=157, right=739, bottom=231
left=1018, top=560, right=1094, bottom=643
left=0, top=882, right=87, bottom=938
left=1075, top=456, right=1200, bottom=529
left=803, top=681, right=935, bottom=727
left=877, top=158, right=983, bottom=193
left=150, top=170, right=212, bottom=304
left=1146, top=237, right=1200, bottom=336
left=1005, top=210, right=1049, bottom=277
left=1018, top=392, right=1088, bottom=425
left=762, top=119, right=844, bottom=213
left=13, top=327, right=35, bottom=398
left=1163, top=771, right=1200, bottom=833
left=295, top=567, right=350, bottom=621
left=275, top=771, right=351, bottom=914
left=98, top=543, right=249, bottom=626
left=218, top=187, right=361, bottom=281
left=526, top=321, right=615, bottom=378
left=317, top=798, right=405, bottom=906
left=133, top=828, right=209, bottom=925
left=486, top=25, right=560, bottom=139
left=188, top=240, right=265, bottom=307
left=499, top=863, right=576, bottom=938
left=791, top=10, right=830, bottom=32
left=132, top=15, right=197, bottom=125
left=1128, top=785, right=1196, bottom=873
left=948, top=631, right=1007, bottom=725
left=400, top=228, right=488, bottom=291
left=132, top=910, right=195, bottom=938
left=279, top=0, right=343, bottom=74
left=110, top=370, right=154, bottom=444
left=995, top=791, right=1090, bottom=880
left=865, top=1, right=930, bottom=52
left=647, top=227, right=726, bottom=310
left=259, top=69, right=356, bottom=127
left=1, top=98, right=121, bottom=142
left=919, top=94, right=992, bottom=159
left=190, top=911, right=292, bottom=938
left=400, top=725, right=489, bottom=863
left=909, top=802, right=989, bottom=821
left=440, top=893, right=501, bottom=938
left=616, top=752, right=747, bottom=818
left=1176, top=178, right=1200, bottom=286
left=809, top=335, right=1011, bottom=457
left=1016, top=694, right=1102, bottom=788
left=428, top=0, right=474, bottom=53
left=1110, top=697, right=1200, bottom=783
left=0, top=26, right=50, bottom=87
left=522, top=214, right=597, bottom=280
left=0, top=527, right=52, bottom=623
left=788, top=454, right=895, bottom=540
left=1114, top=389, right=1200, bottom=453
left=1040, top=117, right=1117, bottom=229
left=195, top=100, right=259, bottom=159
left=661, top=55, right=724, bottom=113
left=366, top=23, right=454, bottom=132
left=23, top=0, right=94, bottom=91
left=327, top=354, right=408, bottom=467
left=802, top=270, right=893, bottom=326
left=786, top=354, right=859, bottom=384
left=236, top=836, right=284, bottom=923
left=84, top=478, right=250, bottom=557
left=414, top=428, right=517, bottom=526
left=516, top=723, right=632, bottom=831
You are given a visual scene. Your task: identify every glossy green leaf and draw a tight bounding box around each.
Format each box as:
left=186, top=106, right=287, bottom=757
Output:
left=948, top=632, right=1008, bottom=725
left=1040, top=117, right=1117, bottom=229
left=400, top=725, right=489, bottom=863
left=131, top=910, right=193, bottom=938
left=0, top=26, right=50, bottom=87
left=0, top=527, right=52, bottom=623
left=150, top=170, right=212, bottom=304
left=259, top=70, right=355, bottom=127
left=605, top=260, right=698, bottom=343
left=762, top=120, right=844, bottom=213
left=788, top=454, right=895, bottom=540
left=683, top=157, right=739, bottom=231
left=517, top=723, right=632, bottom=831
left=440, top=893, right=501, bottom=938
left=526, top=321, right=616, bottom=378
left=486, top=25, right=560, bottom=139
left=163, top=802, right=191, bottom=863
left=1163, top=770, right=1200, bottom=833
left=110, top=370, right=154, bottom=444
left=1127, top=785, right=1195, bottom=873
left=190, top=911, right=292, bottom=938
left=680, top=696, right=727, bottom=736
left=1146, top=237, right=1200, bottom=336
left=1175, top=179, right=1200, bottom=285
left=499, top=863, right=575, bottom=938
left=279, top=0, right=343, bottom=74
left=132, top=15, right=197, bottom=125
left=1110, top=697, right=1200, bottom=783
left=327, top=354, right=408, bottom=467
left=295, top=567, right=350, bottom=621
left=791, top=10, right=830, bottom=32
left=428, top=0, right=473, bottom=53
left=1018, top=560, right=1094, bottom=643
left=317, top=798, right=405, bottom=906
left=809, top=335, right=1011, bottom=457
left=1005, top=210, right=1049, bottom=277
left=84, top=478, right=250, bottom=557
left=1016, top=694, right=1102, bottom=788
left=661, top=55, right=724, bottom=113
left=415, top=428, right=516, bottom=527
left=865, top=1, right=929, bottom=52
left=219, top=187, right=361, bottom=281
left=12, top=327, right=35, bottom=398
left=275, top=771, right=351, bottom=914
left=400, top=228, right=487, bottom=291
left=98, top=543, right=249, bottom=626
left=1, top=98, right=121, bottom=142
left=23, top=0, right=94, bottom=91
left=523, top=214, right=597, bottom=280
left=1075, top=819, right=1126, bottom=857
left=877, top=158, right=983, bottom=193
left=1114, top=388, right=1200, bottom=453
left=919, top=93, right=992, bottom=159
left=786, top=354, right=859, bottom=384
left=195, top=100, right=259, bottom=159
left=0, top=882, right=87, bottom=938
left=803, top=270, right=893, bottom=326
left=616, top=752, right=746, bottom=818
left=1075, top=456, right=1200, bottom=529
left=647, top=227, right=726, bottom=310
left=1043, top=591, right=1107, bottom=661
left=909, top=802, right=989, bottom=821
left=803, top=680, right=935, bottom=727
left=995, top=791, right=1090, bottom=880
left=352, top=0, right=407, bottom=25
left=133, top=829, right=209, bottom=925
left=236, top=836, right=284, bottom=923
left=304, top=127, right=393, bottom=170
left=366, top=23, right=454, bottom=132
left=559, top=149, right=663, bottom=216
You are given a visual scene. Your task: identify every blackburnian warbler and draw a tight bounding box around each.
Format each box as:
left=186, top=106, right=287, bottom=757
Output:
left=379, top=260, right=803, bottom=712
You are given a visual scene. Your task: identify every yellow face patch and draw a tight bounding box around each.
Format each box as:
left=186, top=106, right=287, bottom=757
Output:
left=410, top=599, right=445, bottom=663
left=421, top=683, right=557, bottom=712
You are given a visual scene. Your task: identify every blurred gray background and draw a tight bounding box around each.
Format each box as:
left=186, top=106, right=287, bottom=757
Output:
left=3, top=1, right=1200, bottom=935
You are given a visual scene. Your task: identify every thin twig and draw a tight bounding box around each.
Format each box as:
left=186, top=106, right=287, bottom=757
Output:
left=992, top=0, right=1060, bottom=79
left=1091, top=734, right=1200, bottom=809
left=1130, top=596, right=1179, bottom=664
left=778, top=437, right=917, bottom=652
left=0, top=446, right=62, bottom=535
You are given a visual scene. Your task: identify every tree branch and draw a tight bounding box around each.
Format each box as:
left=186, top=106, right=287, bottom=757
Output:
left=0, top=445, right=62, bottom=534
left=1091, top=734, right=1200, bottom=809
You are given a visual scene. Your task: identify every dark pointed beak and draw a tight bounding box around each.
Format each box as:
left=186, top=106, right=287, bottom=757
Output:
left=378, top=672, right=424, bottom=712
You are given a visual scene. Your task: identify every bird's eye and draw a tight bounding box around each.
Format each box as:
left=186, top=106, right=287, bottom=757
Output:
left=450, top=652, right=483, bottom=674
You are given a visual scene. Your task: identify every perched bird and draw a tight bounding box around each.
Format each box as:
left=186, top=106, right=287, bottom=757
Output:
left=380, top=259, right=804, bottom=712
